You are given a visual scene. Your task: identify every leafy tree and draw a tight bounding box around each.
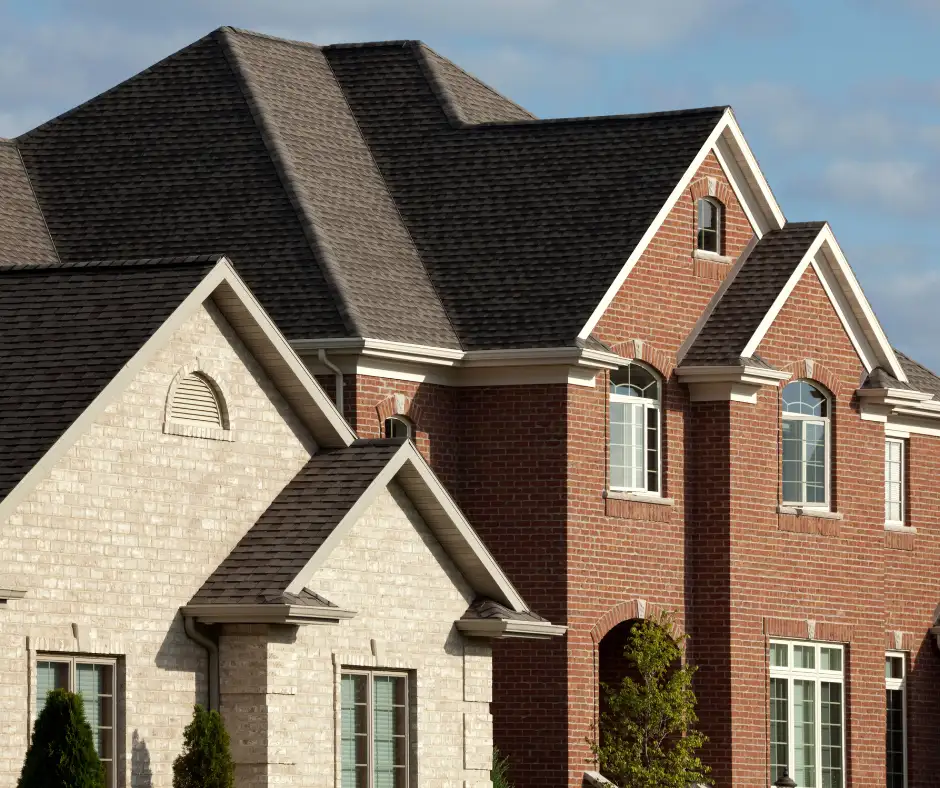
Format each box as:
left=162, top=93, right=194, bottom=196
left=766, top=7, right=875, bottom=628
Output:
left=492, top=747, right=513, bottom=788
left=18, top=687, right=105, bottom=788
left=173, top=705, right=234, bottom=788
left=590, top=612, right=710, bottom=788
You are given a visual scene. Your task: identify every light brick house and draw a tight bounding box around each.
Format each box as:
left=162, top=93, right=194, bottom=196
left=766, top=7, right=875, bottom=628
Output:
left=2, top=24, right=939, bottom=788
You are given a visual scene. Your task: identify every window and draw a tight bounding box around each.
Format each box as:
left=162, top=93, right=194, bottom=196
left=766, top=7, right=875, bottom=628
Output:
left=769, top=641, right=845, bottom=788
left=886, top=653, right=907, bottom=788
left=696, top=197, right=722, bottom=253
left=37, top=656, right=117, bottom=788
left=885, top=438, right=905, bottom=526
left=383, top=416, right=412, bottom=440
left=782, top=380, right=830, bottom=506
left=609, top=362, right=661, bottom=493
left=341, top=670, right=409, bottom=788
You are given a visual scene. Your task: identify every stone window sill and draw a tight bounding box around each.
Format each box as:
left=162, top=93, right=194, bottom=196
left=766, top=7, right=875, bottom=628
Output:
left=777, top=505, right=843, bottom=520
left=605, top=490, right=675, bottom=506
left=692, top=249, right=734, bottom=265
left=885, top=523, right=915, bottom=533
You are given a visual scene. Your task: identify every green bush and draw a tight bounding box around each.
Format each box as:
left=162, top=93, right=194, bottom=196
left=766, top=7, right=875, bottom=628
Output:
left=173, top=705, right=234, bottom=788
left=18, top=687, right=105, bottom=788
left=492, top=747, right=513, bottom=788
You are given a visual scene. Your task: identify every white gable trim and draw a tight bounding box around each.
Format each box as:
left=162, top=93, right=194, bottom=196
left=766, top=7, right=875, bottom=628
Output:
left=0, top=258, right=357, bottom=526
left=286, top=441, right=530, bottom=613
left=578, top=108, right=786, bottom=340
left=739, top=225, right=907, bottom=382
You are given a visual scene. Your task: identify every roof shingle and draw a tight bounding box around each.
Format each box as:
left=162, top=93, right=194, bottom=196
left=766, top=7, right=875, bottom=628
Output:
left=0, top=141, right=58, bottom=265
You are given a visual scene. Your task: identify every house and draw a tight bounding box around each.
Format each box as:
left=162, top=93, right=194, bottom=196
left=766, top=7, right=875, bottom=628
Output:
left=1, top=24, right=939, bottom=788
left=0, top=253, right=560, bottom=788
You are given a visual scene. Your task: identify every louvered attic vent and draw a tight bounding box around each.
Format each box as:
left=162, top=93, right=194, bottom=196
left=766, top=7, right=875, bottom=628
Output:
left=164, top=371, right=232, bottom=440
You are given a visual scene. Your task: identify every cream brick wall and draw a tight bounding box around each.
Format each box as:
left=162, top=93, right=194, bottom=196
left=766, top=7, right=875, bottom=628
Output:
left=218, top=483, right=495, bottom=788
left=0, top=301, right=315, bottom=787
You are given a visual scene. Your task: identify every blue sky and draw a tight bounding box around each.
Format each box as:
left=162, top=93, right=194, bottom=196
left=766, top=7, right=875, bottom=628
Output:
left=1, top=0, right=939, bottom=367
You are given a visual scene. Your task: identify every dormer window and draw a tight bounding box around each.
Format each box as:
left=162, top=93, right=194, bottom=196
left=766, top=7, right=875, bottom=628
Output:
left=384, top=416, right=413, bottom=440
left=696, top=197, right=722, bottom=254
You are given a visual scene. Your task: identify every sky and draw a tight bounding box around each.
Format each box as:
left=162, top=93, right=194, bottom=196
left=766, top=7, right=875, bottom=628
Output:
left=1, top=0, right=939, bottom=367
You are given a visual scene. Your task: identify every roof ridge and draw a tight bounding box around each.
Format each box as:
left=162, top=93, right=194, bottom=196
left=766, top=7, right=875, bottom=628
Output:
left=323, top=40, right=418, bottom=50
left=416, top=42, right=536, bottom=126
left=465, top=104, right=730, bottom=130
left=219, top=26, right=322, bottom=51
left=0, top=254, right=225, bottom=272
left=217, top=27, right=364, bottom=337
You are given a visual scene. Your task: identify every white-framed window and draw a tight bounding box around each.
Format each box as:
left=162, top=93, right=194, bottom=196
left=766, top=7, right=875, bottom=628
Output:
left=885, top=438, right=905, bottom=526
left=609, top=362, right=661, bottom=494
left=383, top=416, right=412, bottom=440
left=36, top=655, right=117, bottom=788
left=782, top=380, right=830, bottom=507
left=696, top=197, right=722, bottom=253
left=341, top=670, right=409, bottom=788
left=886, top=653, right=907, bottom=788
left=769, top=640, right=845, bottom=788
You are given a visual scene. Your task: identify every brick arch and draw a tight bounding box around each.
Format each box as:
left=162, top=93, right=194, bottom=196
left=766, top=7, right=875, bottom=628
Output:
left=608, top=339, right=675, bottom=380
left=780, top=359, right=845, bottom=400
left=689, top=176, right=735, bottom=208
left=375, top=393, right=425, bottom=431
left=590, top=598, right=684, bottom=645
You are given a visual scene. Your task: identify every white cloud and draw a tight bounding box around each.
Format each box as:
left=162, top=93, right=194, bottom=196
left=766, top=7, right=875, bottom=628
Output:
left=819, top=159, right=936, bottom=215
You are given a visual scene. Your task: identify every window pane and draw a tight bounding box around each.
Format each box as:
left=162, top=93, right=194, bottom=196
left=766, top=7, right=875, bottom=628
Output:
left=341, top=674, right=368, bottom=788
left=646, top=406, right=659, bottom=493
left=885, top=439, right=904, bottom=522
left=820, top=648, right=842, bottom=672
left=783, top=381, right=827, bottom=416
left=373, top=676, right=406, bottom=788
left=770, top=677, right=789, bottom=783
left=36, top=661, right=69, bottom=712
left=76, top=663, right=112, bottom=759
left=783, top=420, right=804, bottom=502
left=770, top=643, right=789, bottom=668
left=886, top=688, right=905, bottom=788
left=794, top=645, right=815, bottom=670
left=886, top=656, right=904, bottom=680
left=805, top=422, right=826, bottom=504
left=821, top=682, right=843, bottom=788
left=794, top=680, right=817, bottom=787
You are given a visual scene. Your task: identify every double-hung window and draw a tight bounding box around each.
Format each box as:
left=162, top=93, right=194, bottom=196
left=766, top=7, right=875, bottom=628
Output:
left=769, top=640, right=845, bottom=788
left=36, top=655, right=117, bottom=788
left=782, top=380, right=830, bottom=507
left=885, top=438, right=905, bottom=526
left=696, top=197, right=722, bottom=253
left=886, top=653, right=907, bottom=788
left=609, top=363, right=661, bottom=494
left=341, top=670, right=409, bottom=788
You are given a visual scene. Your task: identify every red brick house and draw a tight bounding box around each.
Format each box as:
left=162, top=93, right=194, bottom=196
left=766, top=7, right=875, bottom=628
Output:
left=2, top=26, right=938, bottom=788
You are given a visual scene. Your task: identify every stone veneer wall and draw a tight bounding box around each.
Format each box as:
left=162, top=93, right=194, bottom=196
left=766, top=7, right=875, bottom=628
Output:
left=218, top=484, right=493, bottom=788
left=0, top=300, right=315, bottom=787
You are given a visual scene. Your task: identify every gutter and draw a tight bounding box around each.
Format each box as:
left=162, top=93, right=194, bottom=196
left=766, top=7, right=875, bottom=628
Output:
left=455, top=618, right=568, bottom=640
left=318, top=348, right=344, bottom=414
left=183, top=615, right=219, bottom=712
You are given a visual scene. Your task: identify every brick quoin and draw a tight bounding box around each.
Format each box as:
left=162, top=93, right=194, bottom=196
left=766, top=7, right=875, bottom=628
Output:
left=326, top=153, right=940, bottom=788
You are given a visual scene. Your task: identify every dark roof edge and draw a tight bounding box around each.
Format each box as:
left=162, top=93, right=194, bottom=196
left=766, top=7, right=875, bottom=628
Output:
left=467, top=104, right=730, bottom=130
left=216, top=26, right=362, bottom=337
left=219, top=25, right=322, bottom=51
left=0, top=254, right=226, bottom=272
left=322, top=40, right=418, bottom=50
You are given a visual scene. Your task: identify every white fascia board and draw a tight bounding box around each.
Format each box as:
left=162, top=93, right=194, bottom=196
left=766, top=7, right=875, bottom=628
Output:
left=0, top=259, right=231, bottom=527
left=856, top=387, right=933, bottom=405
left=578, top=108, right=786, bottom=341
left=284, top=442, right=532, bottom=614
left=181, top=603, right=356, bottom=625
left=213, top=263, right=357, bottom=447
left=676, top=365, right=791, bottom=384
left=814, top=225, right=908, bottom=382
left=576, top=111, right=731, bottom=341
left=740, top=229, right=828, bottom=358
left=455, top=619, right=568, bottom=640
left=810, top=253, right=877, bottom=373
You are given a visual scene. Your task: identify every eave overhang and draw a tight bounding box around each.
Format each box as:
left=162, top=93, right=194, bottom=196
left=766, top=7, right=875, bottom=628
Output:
left=858, top=386, right=940, bottom=435
left=675, top=364, right=791, bottom=403
left=455, top=618, right=568, bottom=640
left=181, top=603, right=357, bottom=626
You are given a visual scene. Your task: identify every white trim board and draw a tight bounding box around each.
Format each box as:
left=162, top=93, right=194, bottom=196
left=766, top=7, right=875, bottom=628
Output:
left=578, top=108, right=786, bottom=340
left=285, top=441, right=532, bottom=615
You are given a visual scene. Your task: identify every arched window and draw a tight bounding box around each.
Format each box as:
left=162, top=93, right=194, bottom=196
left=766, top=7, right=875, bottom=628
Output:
left=696, top=197, right=722, bottom=254
left=610, top=363, right=661, bottom=493
left=384, top=415, right=413, bottom=440
left=168, top=372, right=227, bottom=429
left=782, top=380, right=829, bottom=506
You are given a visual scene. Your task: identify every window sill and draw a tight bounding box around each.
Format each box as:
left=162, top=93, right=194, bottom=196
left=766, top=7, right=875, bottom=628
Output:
left=692, top=249, right=734, bottom=265
left=777, top=505, right=843, bottom=520
left=605, top=490, right=675, bottom=506
left=885, top=522, right=915, bottom=533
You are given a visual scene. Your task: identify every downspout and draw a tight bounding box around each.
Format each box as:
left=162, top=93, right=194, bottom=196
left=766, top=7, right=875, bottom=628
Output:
left=318, top=348, right=344, bottom=415
left=183, top=615, right=219, bottom=712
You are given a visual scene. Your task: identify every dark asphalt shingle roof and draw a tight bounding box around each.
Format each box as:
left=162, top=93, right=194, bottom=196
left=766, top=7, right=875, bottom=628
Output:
left=895, top=350, right=940, bottom=397
left=325, top=41, right=726, bottom=349
left=682, top=222, right=826, bottom=366
left=0, top=256, right=221, bottom=503
left=0, top=141, right=58, bottom=265
left=462, top=597, right=547, bottom=623
left=190, top=440, right=404, bottom=605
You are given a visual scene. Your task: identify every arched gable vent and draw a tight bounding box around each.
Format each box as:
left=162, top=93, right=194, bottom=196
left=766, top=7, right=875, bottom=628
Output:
left=169, top=373, right=225, bottom=427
